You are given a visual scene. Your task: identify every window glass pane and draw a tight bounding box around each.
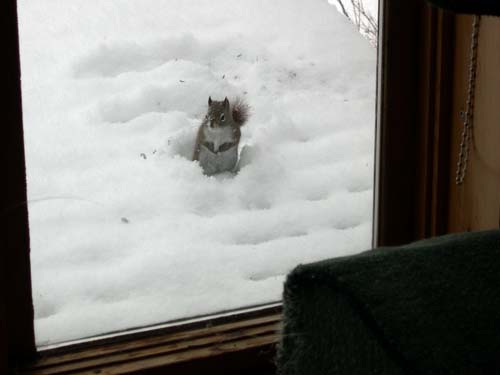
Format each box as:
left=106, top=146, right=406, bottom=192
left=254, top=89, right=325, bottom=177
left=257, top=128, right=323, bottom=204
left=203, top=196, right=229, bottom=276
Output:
left=17, top=0, right=378, bottom=346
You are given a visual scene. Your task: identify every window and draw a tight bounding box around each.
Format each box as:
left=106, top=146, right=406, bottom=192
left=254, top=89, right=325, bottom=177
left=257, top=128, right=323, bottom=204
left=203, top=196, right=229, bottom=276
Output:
left=17, top=0, right=378, bottom=348
left=3, top=0, right=447, bottom=372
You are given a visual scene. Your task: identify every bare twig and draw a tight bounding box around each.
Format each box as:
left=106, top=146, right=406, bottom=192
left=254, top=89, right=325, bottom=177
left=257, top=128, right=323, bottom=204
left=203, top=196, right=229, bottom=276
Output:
left=335, top=0, right=351, bottom=20
left=346, top=0, right=378, bottom=47
left=350, top=0, right=361, bottom=28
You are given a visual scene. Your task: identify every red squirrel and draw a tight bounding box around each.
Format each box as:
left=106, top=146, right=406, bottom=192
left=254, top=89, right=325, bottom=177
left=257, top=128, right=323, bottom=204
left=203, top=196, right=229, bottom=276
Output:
left=193, top=96, right=249, bottom=175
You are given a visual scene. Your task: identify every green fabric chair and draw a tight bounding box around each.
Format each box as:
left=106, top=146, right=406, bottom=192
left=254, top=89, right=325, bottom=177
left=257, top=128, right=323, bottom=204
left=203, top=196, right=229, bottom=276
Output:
left=278, top=230, right=500, bottom=375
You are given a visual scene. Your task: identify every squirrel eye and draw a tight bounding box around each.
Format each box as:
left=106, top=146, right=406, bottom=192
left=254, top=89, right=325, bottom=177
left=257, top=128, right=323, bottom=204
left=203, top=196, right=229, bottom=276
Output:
left=220, top=114, right=225, bottom=122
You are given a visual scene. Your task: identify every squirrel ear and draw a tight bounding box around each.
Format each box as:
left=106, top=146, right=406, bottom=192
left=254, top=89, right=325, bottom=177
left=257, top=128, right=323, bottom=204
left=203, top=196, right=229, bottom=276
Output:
left=208, top=96, right=212, bottom=106
left=224, top=97, right=229, bottom=109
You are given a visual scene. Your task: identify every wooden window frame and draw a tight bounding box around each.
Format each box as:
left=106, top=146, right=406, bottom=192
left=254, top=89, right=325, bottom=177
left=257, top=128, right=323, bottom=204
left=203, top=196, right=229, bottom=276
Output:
left=375, top=0, right=454, bottom=245
left=2, top=0, right=454, bottom=373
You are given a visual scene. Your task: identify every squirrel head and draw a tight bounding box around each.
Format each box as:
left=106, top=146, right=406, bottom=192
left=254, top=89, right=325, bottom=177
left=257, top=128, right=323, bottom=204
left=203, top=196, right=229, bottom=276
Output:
left=205, top=96, right=232, bottom=129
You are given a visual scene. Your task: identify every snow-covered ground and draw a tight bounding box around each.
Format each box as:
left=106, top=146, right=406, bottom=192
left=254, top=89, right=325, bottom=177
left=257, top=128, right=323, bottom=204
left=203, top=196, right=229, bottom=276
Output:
left=17, top=0, right=376, bottom=345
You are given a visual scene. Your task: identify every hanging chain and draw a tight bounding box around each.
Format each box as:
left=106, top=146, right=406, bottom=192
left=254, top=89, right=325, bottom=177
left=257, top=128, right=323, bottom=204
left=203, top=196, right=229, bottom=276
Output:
left=456, top=15, right=481, bottom=185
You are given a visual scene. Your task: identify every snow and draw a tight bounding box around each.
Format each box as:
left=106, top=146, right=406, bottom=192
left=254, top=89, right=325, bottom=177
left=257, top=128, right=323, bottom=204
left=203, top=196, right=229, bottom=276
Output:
left=17, top=0, right=376, bottom=346
left=329, top=0, right=379, bottom=23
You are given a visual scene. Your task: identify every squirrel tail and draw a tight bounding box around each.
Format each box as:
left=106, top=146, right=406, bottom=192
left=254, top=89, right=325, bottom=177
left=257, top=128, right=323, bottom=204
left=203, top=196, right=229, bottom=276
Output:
left=232, top=97, right=250, bottom=126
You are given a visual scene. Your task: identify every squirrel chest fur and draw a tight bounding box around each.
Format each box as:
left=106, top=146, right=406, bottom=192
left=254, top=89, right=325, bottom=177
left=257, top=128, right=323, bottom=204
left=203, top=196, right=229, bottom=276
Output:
left=193, top=97, right=249, bottom=175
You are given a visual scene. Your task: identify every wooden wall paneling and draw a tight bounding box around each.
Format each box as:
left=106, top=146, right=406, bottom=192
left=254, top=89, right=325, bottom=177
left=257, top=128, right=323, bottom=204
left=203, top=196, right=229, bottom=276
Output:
left=448, top=16, right=500, bottom=232
left=470, top=16, right=500, bottom=229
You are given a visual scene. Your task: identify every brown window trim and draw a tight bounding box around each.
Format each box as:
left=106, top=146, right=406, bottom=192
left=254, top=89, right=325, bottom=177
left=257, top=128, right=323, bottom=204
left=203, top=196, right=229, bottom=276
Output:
left=20, top=306, right=281, bottom=375
left=2, top=0, right=37, bottom=371
left=375, top=0, right=454, bottom=245
left=3, top=0, right=455, bottom=373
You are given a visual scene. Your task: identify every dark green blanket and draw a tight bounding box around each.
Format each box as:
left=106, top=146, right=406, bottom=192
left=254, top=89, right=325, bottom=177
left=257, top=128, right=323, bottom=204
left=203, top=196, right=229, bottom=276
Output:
left=427, top=0, right=500, bottom=15
left=278, top=230, right=500, bottom=375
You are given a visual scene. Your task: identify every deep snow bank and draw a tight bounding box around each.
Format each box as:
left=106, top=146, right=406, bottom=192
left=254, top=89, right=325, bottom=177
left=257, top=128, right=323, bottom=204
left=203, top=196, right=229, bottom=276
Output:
left=17, top=0, right=376, bottom=345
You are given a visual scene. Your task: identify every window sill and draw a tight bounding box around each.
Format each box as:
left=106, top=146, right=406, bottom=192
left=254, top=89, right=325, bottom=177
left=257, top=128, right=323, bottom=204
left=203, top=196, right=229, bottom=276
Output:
left=20, top=306, right=281, bottom=375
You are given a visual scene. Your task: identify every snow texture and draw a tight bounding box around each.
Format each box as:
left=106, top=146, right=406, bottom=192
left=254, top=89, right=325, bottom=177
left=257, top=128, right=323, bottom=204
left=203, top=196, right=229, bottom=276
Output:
left=329, top=0, right=379, bottom=23
left=17, top=0, right=376, bottom=345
